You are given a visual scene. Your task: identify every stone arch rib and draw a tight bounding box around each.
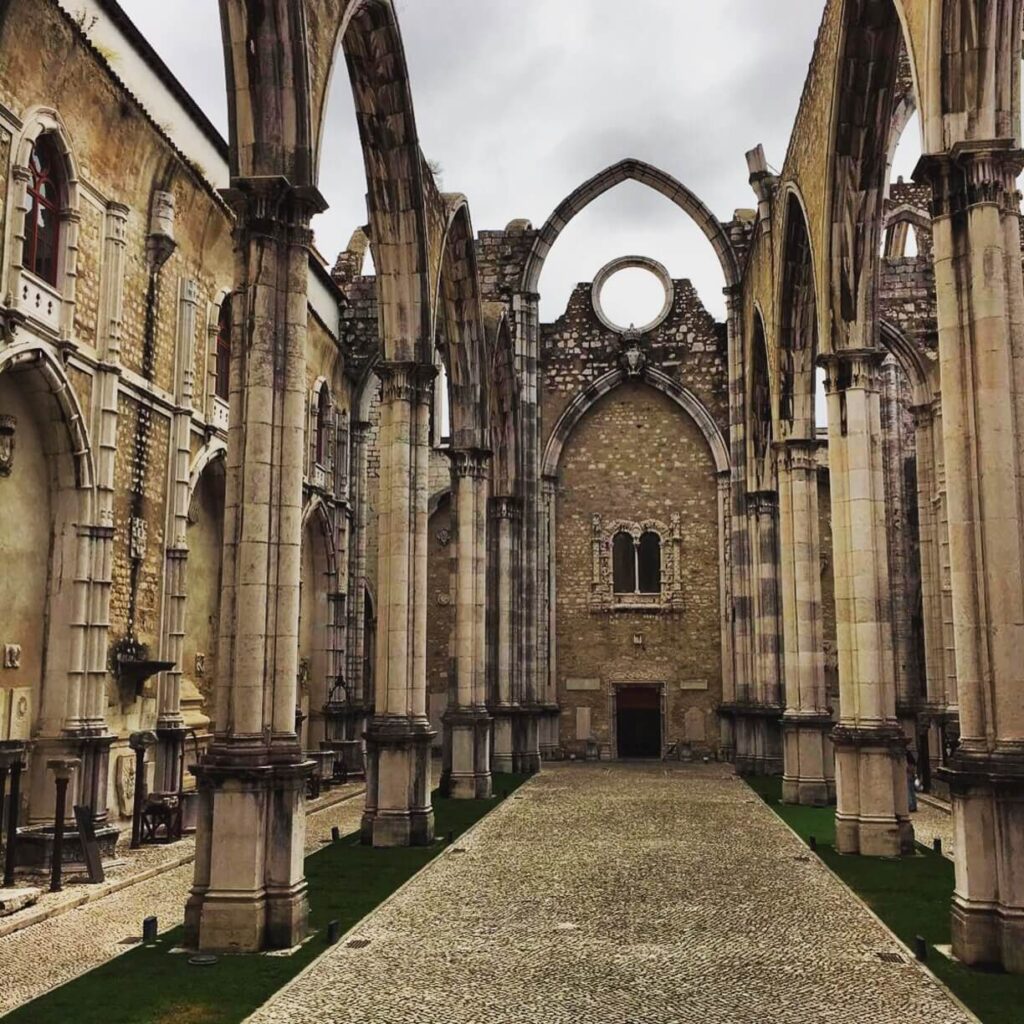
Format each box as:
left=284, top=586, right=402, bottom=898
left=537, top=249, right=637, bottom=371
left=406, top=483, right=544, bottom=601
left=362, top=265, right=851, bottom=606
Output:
left=522, top=158, right=740, bottom=295
left=541, top=367, right=729, bottom=479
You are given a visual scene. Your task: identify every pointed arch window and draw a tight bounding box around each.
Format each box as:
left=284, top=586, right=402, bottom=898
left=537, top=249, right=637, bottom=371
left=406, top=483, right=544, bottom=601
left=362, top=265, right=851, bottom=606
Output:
left=25, top=136, right=63, bottom=286
left=215, top=298, right=231, bottom=401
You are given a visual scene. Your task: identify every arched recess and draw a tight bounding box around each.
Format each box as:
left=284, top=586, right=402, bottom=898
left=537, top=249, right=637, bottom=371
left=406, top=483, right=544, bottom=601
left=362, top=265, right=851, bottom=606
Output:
left=299, top=494, right=339, bottom=750
left=828, top=0, right=919, bottom=352
left=749, top=307, right=773, bottom=489
left=777, top=190, right=820, bottom=441
left=522, top=158, right=740, bottom=295
left=880, top=318, right=936, bottom=405
left=542, top=367, right=729, bottom=479
left=433, top=197, right=488, bottom=449
left=488, top=314, right=520, bottom=498
left=0, top=343, right=95, bottom=754
left=184, top=446, right=227, bottom=714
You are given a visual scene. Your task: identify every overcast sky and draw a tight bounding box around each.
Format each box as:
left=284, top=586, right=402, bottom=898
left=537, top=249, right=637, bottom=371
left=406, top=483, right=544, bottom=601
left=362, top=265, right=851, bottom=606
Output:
left=114, top=0, right=922, bottom=324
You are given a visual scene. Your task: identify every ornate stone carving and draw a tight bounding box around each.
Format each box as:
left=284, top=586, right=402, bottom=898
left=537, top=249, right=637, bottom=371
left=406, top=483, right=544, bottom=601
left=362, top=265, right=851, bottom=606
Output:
left=0, top=414, right=15, bottom=476
left=618, top=328, right=647, bottom=377
left=588, top=513, right=684, bottom=612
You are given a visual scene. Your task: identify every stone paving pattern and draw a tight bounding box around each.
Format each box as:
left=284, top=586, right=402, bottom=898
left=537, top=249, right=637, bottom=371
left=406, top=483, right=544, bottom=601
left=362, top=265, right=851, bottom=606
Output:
left=251, top=764, right=973, bottom=1024
left=0, top=785, right=365, bottom=1016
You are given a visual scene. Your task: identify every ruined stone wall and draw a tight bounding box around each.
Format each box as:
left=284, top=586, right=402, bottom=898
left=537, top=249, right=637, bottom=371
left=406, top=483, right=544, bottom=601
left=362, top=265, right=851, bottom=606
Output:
left=426, top=495, right=454, bottom=740
left=553, top=381, right=723, bottom=757
left=540, top=274, right=728, bottom=758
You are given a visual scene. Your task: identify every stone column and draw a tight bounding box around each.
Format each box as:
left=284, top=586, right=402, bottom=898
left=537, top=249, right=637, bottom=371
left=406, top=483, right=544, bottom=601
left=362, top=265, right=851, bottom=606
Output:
left=156, top=278, right=199, bottom=792
left=512, top=292, right=543, bottom=773
left=748, top=490, right=783, bottom=775
left=490, top=496, right=520, bottom=774
left=442, top=449, right=492, bottom=798
left=821, top=349, right=913, bottom=856
left=184, top=178, right=322, bottom=953
left=919, top=144, right=1024, bottom=971
left=361, top=363, right=436, bottom=846
left=346, top=418, right=372, bottom=728
left=776, top=438, right=834, bottom=805
left=724, top=285, right=752, bottom=763
left=910, top=399, right=956, bottom=769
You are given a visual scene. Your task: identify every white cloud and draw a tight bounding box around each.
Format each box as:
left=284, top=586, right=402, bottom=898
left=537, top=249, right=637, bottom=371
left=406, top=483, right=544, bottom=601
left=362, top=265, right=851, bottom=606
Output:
left=116, top=0, right=826, bottom=323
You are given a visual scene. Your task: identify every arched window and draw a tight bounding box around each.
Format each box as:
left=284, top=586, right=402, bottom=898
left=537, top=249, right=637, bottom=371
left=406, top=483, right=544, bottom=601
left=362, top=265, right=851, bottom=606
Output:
left=613, top=530, right=663, bottom=595
left=25, top=136, right=63, bottom=286
left=638, top=532, right=662, bottom=594
left=215, top=298, right=231, bottom=401
left=613, top=531, right=636, bottom=594
left=315, top=386, right=331, bottom=465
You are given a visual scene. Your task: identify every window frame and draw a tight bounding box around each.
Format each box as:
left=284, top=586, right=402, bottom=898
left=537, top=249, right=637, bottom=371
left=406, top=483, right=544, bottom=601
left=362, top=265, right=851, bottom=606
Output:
left=24, top=136, right=63, bottom=287
left=591, top=515, right=683, bottom=613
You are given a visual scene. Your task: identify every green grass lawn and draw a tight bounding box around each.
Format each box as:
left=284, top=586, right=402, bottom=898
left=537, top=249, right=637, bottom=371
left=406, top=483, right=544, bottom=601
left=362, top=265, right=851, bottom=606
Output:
left=4, top=774, right=529, bottom=1024
left=747, top=775, right=1024, bottom=1024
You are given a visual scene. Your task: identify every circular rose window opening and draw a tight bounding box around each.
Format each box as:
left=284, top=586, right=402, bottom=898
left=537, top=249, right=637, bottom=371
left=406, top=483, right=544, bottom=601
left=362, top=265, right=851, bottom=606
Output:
left=592, top=257, right=674, bottom=335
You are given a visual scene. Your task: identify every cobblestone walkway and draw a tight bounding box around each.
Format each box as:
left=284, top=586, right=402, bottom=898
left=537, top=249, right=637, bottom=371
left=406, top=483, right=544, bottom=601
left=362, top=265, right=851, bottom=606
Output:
left=0, top=785, right=365, bottom=1016
left=250, top=764, right=973, bottom=1024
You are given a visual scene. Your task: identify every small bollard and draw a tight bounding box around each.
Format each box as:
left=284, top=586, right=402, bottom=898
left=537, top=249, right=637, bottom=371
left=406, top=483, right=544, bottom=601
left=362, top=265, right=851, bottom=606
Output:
left=808, top=835, right=817, bottom=853
left=142, top=916, right=158, bottom=944
left=326, top=919, right=341, bottom=945
left=932, top=837, right=942, bottom=855
left=331, top=826, right=341, bottom=842
left=447, top=830, right=454, bottom=844
left=914, top=935, right=928, bottom=962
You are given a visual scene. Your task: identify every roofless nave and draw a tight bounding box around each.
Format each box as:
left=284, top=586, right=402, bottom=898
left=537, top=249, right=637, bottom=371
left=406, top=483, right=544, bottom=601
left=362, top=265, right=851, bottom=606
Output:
left=0, top=0, right=1021, bottom=988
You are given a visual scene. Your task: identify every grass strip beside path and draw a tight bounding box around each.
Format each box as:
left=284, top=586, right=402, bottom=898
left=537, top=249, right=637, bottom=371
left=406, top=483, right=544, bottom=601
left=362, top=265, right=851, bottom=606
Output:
left=4, top=774, right=530, bottom=1024
left=746, top=775, right=1024, bottom=1024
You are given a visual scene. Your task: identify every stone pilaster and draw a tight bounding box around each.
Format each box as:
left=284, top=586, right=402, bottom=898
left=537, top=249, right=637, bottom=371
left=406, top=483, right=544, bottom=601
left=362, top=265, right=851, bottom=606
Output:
left=442, top=448, right=492, bottom=798
left=184, top=178, right=323, bottom=953
left=918, top=143, right=1024, bottom=971
left=156, top=277, right=200, bottom=791
left=776, top=437, right=834, bottom=805
left=821, top=348, right=913, bottom=856
left=489, top=496, right=520, bottom=774
left=360, top=362, right=436, bottom=846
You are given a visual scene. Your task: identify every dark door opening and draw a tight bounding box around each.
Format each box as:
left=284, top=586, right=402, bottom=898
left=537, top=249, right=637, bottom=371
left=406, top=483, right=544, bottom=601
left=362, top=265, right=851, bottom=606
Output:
left=616, top=686, right=662, bottom=759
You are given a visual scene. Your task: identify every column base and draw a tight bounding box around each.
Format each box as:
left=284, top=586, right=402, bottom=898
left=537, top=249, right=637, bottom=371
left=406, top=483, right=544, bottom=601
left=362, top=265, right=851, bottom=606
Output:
left=782, top=713, right=835, bottom=806
left=491, top=709, right=515, bottom=774
left=940, top=748, right=1024, bottom=973
left=726, top=703, right=784, bottom=776
left=442, top=707, right=492, bottom=799
left=511, top=705, right=543, bottom=774
left=833, top=724, right=914, bottom=857
left=361, top=716, right=435, bottom=847
left=184, top=751, right=312, bottom=953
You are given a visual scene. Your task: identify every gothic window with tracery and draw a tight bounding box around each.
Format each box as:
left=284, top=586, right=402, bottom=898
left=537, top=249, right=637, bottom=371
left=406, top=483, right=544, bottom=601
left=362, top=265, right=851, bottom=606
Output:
left=25, top=136, right=63, bottom=286
left=315, top=385, right=331, bottom=465
left=593, top=516, right=682, bottom=611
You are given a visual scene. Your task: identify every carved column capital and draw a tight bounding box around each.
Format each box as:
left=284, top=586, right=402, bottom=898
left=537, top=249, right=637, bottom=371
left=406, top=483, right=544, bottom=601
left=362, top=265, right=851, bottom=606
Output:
left=773, top=436, right=820, bottom=474
left=374, top=361, right=437, bottom=405
left=915, top=141, right=1024, bottom=217
left=818, top=347, right=886, bottom=395
left=745, top=489, right=778, bottom=518
left=489, top=495, right=522, bottom=521
left=447, top=447, right=492, bottom=480
left=221, top=176, right=328, bottom=245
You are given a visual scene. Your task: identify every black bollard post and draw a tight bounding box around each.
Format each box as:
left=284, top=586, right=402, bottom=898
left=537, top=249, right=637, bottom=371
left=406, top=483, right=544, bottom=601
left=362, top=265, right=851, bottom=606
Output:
left=808, top=835, right=817, bottom=853
left=142, top=916, right=158, bottom=944
left=3, top=759, right=23, bottom=888
left=914, top=935, right=928, bottom=962
left=326, top=919, right=341, bottom=944
left=331, top=826, right=340, bottom=842
left=447, top=831, right=454, bottom=844
left=932, top=837, right=942, bottom=855
left=50, top=774, right=70, bottom=893
left=130, top=745, right=147, bottom=849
